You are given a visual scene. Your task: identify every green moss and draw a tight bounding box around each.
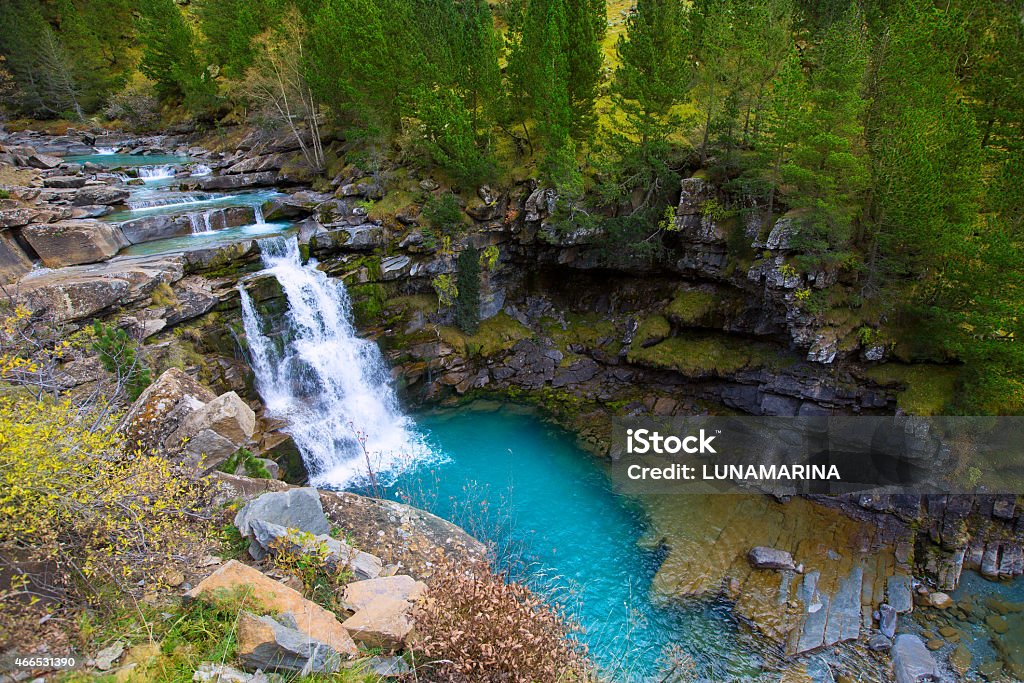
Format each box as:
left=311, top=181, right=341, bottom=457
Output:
left=543, top=312, right=620, bottom=353
left=865, top=363, right=960, bottom=416
left=634, top=315, right=670, bottom=347
left=367, top=189, right=418, bottom=222
left=666, top=289, right=718, bottom=325
left=627, top=332, right=780, bottom=378
left=350, top=282, right=388, bottom=325
left=440, top=312, right=532, bottom=358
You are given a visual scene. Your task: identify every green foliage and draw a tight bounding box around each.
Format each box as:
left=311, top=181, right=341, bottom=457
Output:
left=137, top=0, right=218, bottom=112
left=218, top=447, right=273, bottom=479
left=423, top=192, right=466, bottom=237
left=455, top=247, right=481, bottom=334
left=91, top=320, right=152, bottom=401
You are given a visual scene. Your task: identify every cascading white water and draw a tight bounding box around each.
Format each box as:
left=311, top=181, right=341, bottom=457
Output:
left=188, top=211, right=215, bottom=234
left=95, top=147, right=118, bottom=155
left=239, top=236, right=433, bottom=488
left=190, top=164, right=213, bottom=177
left=138, top=165, right=177, bottom=181
left=253, top=204, right=265, bottom=225
left=129, top=193, right=217, bottom=211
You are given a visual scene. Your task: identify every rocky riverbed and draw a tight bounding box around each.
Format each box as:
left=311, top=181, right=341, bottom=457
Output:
left=2, top=124, right=1022, bottom=681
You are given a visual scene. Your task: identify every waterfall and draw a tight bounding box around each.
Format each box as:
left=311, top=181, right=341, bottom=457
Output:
left=94, top=147, right=118, bottom=155
left=188, top=211, right=214, bottom=234
left=191, top=163, right=213, bottom=177
left=128, top=193, right=217, bottom=211
left=138, top=165, right=176, bottom=181
left=253, top=204, right=265, bottom=225
left=238, top=236, right=433, bottom=488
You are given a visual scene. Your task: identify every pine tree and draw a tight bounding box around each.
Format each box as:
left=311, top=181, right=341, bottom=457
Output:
left=781, top=5, right=869, bottom=264
left=307, top=0, right=420, bottom=136
left=137, top=0, right=217, bottom=112
left=197, top=0, right=268, bottom=79
left=614, top=0, right=691, bottom=144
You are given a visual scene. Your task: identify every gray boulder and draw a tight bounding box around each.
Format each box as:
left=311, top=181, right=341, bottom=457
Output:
left=234, top=488, right=331, bottom=539
left=167, top=391, right=256, bottom=468
left=879, top=603, right=898, bottom=638
left=892, top=634, right=938, bottom=683
left=43, top=175, right=87, bottom=189
left=22, top=220, right=127, bottom=267
left=247, top=519, right=383, bottom=579
left=74, top=185, right=130, bottom=206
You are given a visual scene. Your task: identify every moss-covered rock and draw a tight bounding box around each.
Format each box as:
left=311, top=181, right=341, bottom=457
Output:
left=864, top=363, right=959, bottom=416
left=439, top=312, right=532, bottom=358
left=627, top=332, right=779, bottom=378
left=634, top=315, right=670, bottom=347
left=666, top=289, right=718, bottom=325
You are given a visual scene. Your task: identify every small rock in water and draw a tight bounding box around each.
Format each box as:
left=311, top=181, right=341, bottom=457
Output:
left=925, top=639, right=944, bottom=651
left=747, top=546, right=797, bottom=571
left=928, top=592, right=953, bottom=609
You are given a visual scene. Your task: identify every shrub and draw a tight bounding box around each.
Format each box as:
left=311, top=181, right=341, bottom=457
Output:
left=92, top=320, right=152, bottom=401
left=423, top=192, right=465, bottom=238
left=412, top=557, right=590, bottom=682
left=0, top=397, right=213, bottom=632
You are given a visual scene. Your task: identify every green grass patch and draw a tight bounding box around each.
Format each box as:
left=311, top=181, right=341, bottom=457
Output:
left=542, top=312, right=620, bottom=353
left=627, top=332, right=782, bottom=378
left=865, top=363, right=960, bottom=416
left=367, top=189, right=418, bottom=222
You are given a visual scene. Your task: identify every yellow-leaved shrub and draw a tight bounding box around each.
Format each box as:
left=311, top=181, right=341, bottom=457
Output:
left=0, top=396, right=213, bottom=613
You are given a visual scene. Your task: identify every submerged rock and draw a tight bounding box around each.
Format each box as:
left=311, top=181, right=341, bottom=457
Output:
left=748, top=546, right=797, bottom=571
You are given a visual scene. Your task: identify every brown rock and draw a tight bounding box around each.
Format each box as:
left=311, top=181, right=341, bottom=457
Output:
left=342, top=575, right=426, bottom=612
left=120, top=367, right=216, bottom=451
left=22, top=220, right=126, bottom=267
left=187, top=560, right=357, bottom=658
left=341, top=596, right=414, bottom=651
left=0, top=229, right=32, bottom=284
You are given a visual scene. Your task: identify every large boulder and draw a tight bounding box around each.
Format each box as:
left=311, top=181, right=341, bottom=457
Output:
left=43, top=176, right=87, bottom=189
left=236, top=611, right=343, bottom=675
left=26, top=153, right=62, bottom=169
left=193, top=172, right=278, bottom=191
left=74, top=185, right=130, bottom=206
left=0, top=229, right=33, bottom=284
left=235, top=488, right=331, bottom=539
left=892, top=634, right=938, bottom=683
left=22, top=220, right=127, bottom=267
left=0, top=207, right=58, bottom=228
left=187, top=560, right=358, bottom=660
left=120, top=367, right=216, bottom=451
left=16, top=253, right=184, bottom=323
left=166, top=391, right=256, bottom=468
left=119, top=214, right=192, bottom=244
